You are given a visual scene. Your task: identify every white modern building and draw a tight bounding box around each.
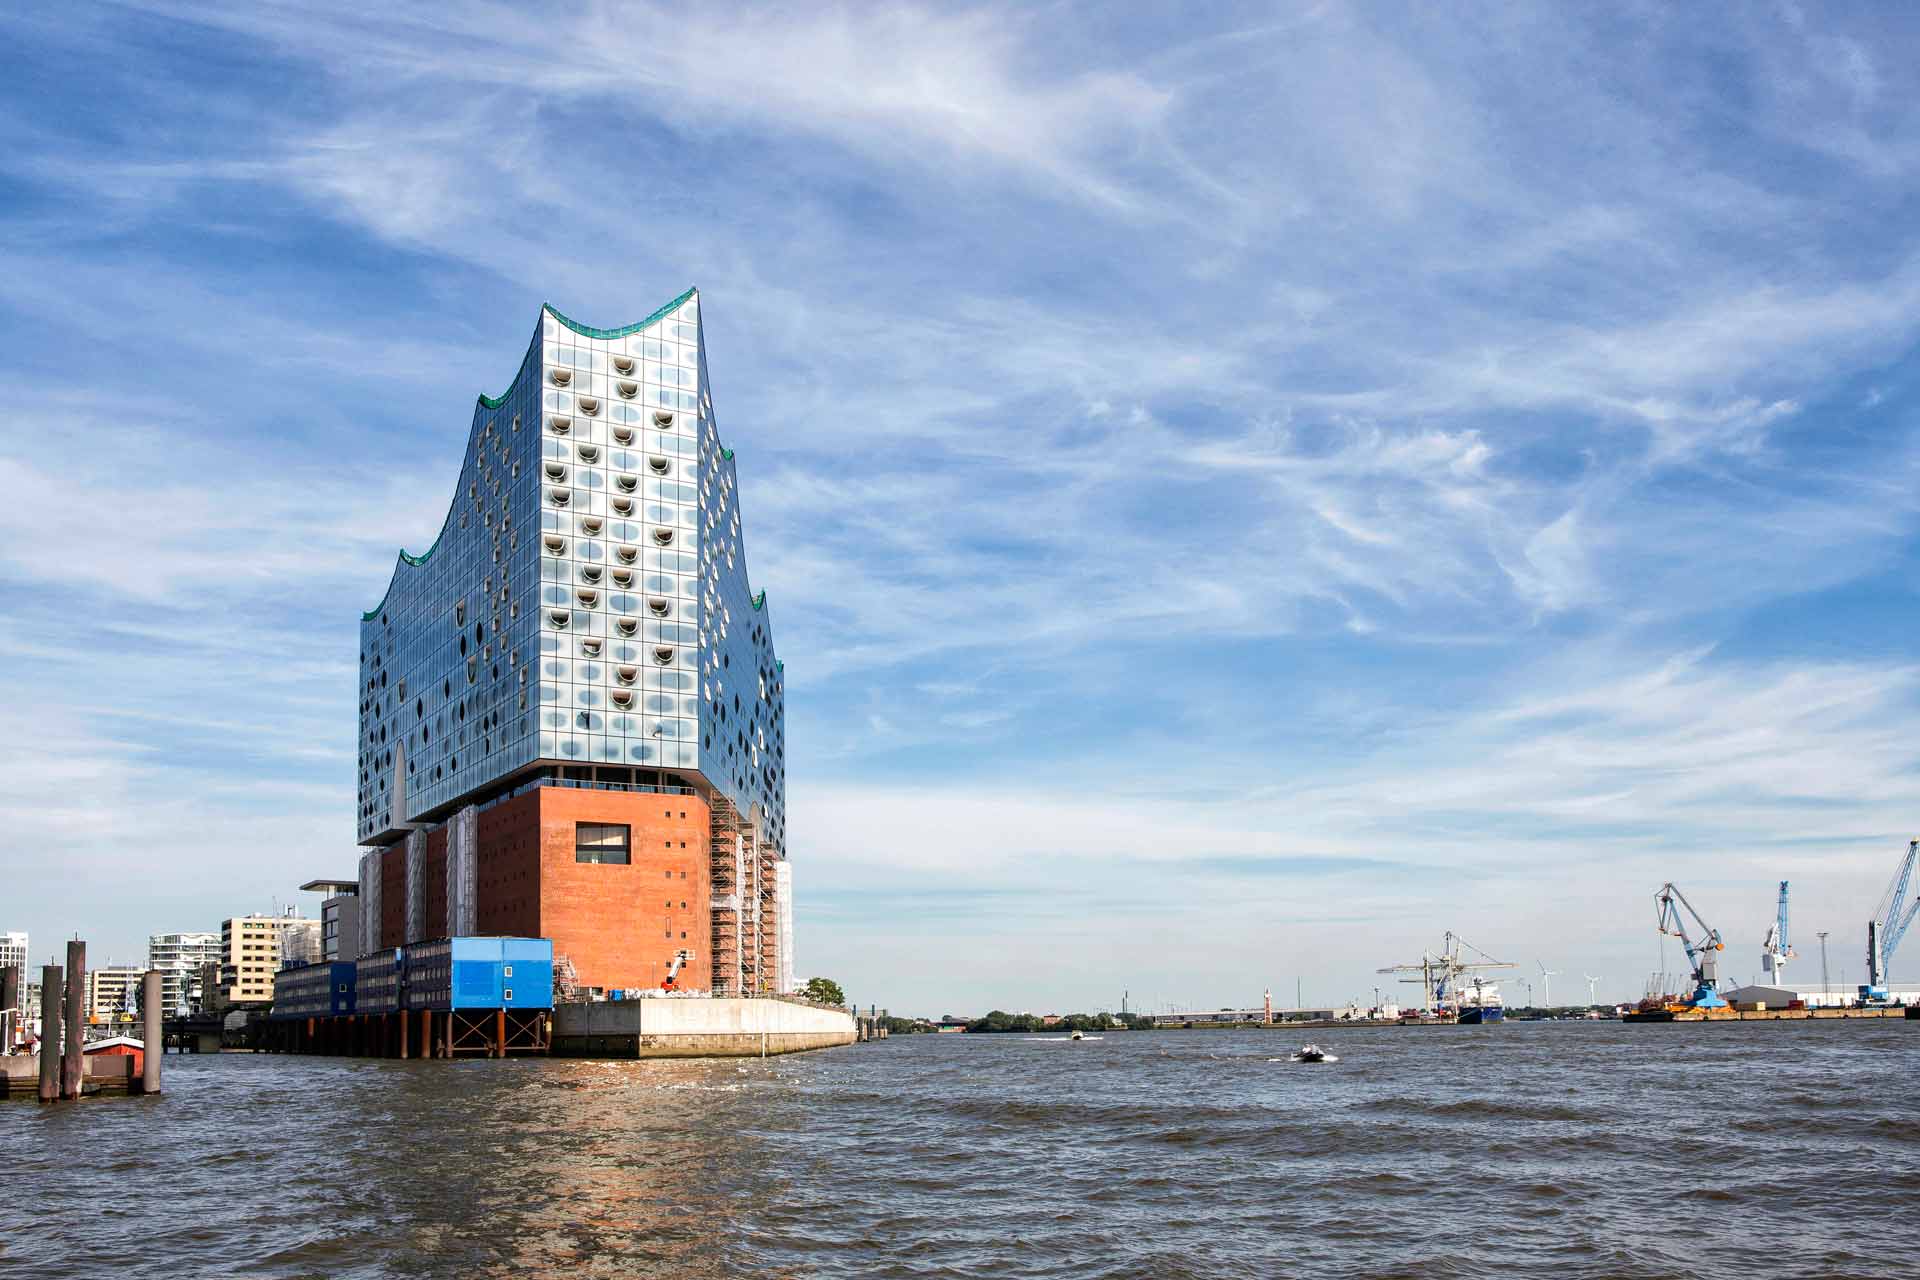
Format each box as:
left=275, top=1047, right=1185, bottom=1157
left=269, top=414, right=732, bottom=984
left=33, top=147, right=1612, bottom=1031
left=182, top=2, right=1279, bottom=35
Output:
left=775, top=861, right=794, bottom=994
left=0, top=930, right=26, bottom=974
left=149, top=931, right=222, bottom=1014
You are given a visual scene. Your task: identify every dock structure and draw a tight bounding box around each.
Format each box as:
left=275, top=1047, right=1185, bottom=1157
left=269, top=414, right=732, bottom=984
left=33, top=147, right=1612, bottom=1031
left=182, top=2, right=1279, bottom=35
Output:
left=260, top=936, right=554, bottom=1059
left=3, top=948, right=165, bottom=1103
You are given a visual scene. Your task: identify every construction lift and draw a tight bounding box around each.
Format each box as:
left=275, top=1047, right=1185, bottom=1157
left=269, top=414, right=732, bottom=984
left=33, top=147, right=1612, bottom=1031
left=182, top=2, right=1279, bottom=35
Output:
left=1655, top=882, right=1728, bottom=1009
left=1863, top=840, right=1920, bottom=1005
left=660, top=948, right=694, bottom=992
left=1760, top=880, right=1795, bottom=988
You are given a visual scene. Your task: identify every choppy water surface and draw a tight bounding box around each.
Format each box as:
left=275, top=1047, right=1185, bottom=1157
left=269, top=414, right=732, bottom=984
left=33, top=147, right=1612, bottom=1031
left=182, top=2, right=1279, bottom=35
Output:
left=5, top=1021, right=1919, bottom=1278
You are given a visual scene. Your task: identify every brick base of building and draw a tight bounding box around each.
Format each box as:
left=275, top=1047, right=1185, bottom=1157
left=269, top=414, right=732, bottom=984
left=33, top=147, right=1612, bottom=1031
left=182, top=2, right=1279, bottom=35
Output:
left=370, top=783, right=713, bottom=994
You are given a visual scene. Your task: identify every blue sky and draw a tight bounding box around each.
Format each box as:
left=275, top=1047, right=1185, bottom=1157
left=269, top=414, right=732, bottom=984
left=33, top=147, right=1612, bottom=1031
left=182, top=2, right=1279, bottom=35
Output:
left=3, top=4, right=1919, bottom=1013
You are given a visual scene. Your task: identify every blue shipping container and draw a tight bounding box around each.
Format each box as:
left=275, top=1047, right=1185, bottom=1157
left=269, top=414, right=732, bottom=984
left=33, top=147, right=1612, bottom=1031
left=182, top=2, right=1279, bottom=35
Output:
left=500, top=937, right=555, bottom=1009
left=403, top=937, right=554, bottom=1011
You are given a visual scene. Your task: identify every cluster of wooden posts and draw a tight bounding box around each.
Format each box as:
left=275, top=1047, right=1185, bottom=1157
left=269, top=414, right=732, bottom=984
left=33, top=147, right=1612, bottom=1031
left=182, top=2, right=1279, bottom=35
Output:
left=6, top=940, right=163, bottom=1103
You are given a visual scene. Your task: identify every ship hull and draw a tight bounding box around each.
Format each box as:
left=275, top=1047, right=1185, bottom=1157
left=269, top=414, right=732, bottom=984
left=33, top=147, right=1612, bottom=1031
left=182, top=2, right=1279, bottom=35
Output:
left=1455, top=1006, right=1503, bottom=1025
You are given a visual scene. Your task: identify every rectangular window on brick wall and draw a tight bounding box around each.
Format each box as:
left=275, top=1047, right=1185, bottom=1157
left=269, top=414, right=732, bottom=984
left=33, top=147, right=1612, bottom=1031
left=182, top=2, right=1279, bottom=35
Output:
left=575, top=822, right=631, bottom=865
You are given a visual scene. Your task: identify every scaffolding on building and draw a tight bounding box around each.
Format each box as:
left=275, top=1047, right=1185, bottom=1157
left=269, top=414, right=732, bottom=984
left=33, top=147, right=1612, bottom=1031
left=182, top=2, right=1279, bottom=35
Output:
left=710, top=794, right=781, bottom=996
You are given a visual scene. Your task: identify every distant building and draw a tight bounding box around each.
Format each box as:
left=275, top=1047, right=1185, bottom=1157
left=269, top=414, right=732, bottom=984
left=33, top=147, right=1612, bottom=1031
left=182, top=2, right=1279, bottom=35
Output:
left=278, top=917, right=322, bottom=969
left=220, top=914, right=313, bottom=1005
left=301, top=879, right=362, bottom=963
left=353, top=289, right=788, bottom=996
left=86, top=965, right=145, bottom=1024
left=1722, top=982, right=1920, bottom=1009
left=149, top=932, right=221, bottom=1015
left=775, top=862, right=794, bottom=994
left=1, top=930, right=27, bottom=978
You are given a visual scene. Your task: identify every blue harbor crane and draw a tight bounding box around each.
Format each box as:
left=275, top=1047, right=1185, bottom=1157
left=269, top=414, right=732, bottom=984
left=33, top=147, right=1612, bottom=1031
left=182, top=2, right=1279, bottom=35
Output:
left=1761, top=880, right=1795, bottom=988
left=1655, top=882, right=1727, bottom=1008
left=1863, top=839, right=1920, bottom=1004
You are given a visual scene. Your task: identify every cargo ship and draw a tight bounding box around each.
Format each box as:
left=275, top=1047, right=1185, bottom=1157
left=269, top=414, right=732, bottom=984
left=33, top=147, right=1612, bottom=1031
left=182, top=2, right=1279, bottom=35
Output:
left=1453, top=976, right=1505, bottom=1024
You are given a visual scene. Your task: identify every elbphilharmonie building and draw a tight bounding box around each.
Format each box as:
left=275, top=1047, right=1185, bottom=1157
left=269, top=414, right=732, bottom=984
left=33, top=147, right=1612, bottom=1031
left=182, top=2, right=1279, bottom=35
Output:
left=354, top=289, right=790, bottom=996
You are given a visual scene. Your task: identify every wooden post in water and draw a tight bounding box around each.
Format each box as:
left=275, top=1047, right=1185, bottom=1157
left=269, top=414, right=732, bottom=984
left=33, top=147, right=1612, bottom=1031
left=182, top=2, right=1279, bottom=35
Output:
left=62, top=940, right=86, bottom=1099
left=141, top=971, right=162, bottom=1095
left=37, top=964, right=63, bottom=1103
left=0, top=963, right=18, bottom=1053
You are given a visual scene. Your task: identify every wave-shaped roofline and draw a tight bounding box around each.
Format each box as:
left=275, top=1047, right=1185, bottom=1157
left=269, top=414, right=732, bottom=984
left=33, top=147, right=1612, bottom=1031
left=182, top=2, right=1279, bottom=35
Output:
left=361, top=289, right=699, bottom=623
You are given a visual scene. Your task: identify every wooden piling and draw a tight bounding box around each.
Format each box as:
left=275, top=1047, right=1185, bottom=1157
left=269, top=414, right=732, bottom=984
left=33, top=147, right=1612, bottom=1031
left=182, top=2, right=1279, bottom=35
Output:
left=0, top=963, right=18, bottom=1053
left=37, top=964, right=62, bottom=1103
left=141, top=971, right=162, bottom=1095
left=62, top=940, right=85, bottom=1100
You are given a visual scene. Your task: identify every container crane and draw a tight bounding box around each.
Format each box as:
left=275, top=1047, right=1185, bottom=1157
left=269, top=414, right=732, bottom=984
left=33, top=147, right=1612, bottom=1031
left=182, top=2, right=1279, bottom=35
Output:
left=1654, top=882, right=1727, bottom=1008
left=1760, top=880, right=1794, bottom=988
left=1378, top=932, right=1517, bottom=1018
left=1863, top=840, right=1920, bottom=1004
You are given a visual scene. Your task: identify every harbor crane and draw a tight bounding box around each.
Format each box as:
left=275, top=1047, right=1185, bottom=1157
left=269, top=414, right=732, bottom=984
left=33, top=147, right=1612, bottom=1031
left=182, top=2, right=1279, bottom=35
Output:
left=1761, top=880, right=1795, bottom=988
left=1654, top=882, right=1728, bottom=1008
left=1864, top=840, right=1920, bottom=1004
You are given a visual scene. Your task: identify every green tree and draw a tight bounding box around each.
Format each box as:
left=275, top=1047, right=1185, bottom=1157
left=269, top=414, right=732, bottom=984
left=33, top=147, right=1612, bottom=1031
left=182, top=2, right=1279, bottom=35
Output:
left=802, top=977, right=846, bottom=1007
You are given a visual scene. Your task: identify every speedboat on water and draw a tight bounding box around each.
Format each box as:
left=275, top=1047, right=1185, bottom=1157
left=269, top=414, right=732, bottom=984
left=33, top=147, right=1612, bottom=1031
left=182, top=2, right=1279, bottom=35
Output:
left=1289, top=1044, right=1338, bottom=1063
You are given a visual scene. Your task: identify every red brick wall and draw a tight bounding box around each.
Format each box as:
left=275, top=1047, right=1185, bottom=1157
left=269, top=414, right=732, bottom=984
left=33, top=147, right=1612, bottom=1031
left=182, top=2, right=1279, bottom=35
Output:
left=475, top=791, right=542, bottom=938
left=533, top=787, right=712, bottom=993
left=424, top=827, right=448, bottom=940
left=379, top=846, right=405, bottom=950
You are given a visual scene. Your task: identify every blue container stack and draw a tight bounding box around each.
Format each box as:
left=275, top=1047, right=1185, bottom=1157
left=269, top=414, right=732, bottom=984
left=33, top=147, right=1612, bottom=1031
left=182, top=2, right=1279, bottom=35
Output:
left=354, top=948, right=404, bottom=1014
left=500, top=937, right=554, bottom=1009
left=270, top=961, right=357, bottom=1019
left=403, top=937, right=554, bottom=1011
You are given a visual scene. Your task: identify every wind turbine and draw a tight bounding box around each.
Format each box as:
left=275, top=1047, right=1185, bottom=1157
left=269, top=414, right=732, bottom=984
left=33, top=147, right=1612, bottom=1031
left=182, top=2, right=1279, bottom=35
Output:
left=1538, top=961, right=1561, bottom=1010
left=1583, top=973, right=1602, bottom=1007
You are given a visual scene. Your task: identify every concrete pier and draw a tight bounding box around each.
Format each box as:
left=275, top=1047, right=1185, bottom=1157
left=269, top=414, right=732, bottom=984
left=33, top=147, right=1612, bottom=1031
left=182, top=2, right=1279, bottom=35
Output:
left=62, top=941, right=85, bottom=1100
left=552, top=997, right=857, bottom=1058
left=37, top=964, right=62, bottom=1103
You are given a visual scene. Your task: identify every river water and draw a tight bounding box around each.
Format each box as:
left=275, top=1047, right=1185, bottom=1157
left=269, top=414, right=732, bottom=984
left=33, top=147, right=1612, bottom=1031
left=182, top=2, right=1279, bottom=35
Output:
left=4, top=1021, right=1918, bottom=1278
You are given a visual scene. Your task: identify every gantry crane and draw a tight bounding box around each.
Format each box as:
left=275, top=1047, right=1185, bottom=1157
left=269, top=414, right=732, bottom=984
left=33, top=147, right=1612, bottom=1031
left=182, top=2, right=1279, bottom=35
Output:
left=1655, top=882, right=1727, bottom=1008
left=1761, top=880, right=1794, bottom=988
left=1864, top=840, right=1920, bottom=1004
left=1378, top=932, right=1517, bottom=1016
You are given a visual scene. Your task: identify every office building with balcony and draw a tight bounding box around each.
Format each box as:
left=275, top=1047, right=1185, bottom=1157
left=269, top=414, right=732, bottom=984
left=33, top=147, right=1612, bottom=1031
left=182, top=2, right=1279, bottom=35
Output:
left=356, top=289, right=787, bottom=995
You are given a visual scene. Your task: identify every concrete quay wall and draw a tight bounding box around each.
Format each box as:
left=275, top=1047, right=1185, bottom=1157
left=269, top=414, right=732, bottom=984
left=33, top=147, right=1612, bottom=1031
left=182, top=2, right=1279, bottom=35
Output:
left=553, top=997, right=856, bottom=1058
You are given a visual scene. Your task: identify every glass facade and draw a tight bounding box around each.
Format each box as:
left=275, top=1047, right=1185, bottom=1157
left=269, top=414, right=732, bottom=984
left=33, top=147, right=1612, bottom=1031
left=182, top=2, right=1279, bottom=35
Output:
left=357, top=290, right=786, bottom=858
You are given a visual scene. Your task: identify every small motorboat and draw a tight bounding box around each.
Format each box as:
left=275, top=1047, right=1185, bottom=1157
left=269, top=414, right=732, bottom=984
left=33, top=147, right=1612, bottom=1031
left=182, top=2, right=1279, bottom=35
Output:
left=1289, top=1044, right=1338, bottom=1063
left=1070, top=1029, right=1084, bottom=1040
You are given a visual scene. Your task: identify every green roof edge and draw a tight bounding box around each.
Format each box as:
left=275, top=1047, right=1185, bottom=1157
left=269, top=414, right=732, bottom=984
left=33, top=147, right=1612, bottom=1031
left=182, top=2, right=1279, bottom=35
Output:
left=546, top=286, right=697, bottom=341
